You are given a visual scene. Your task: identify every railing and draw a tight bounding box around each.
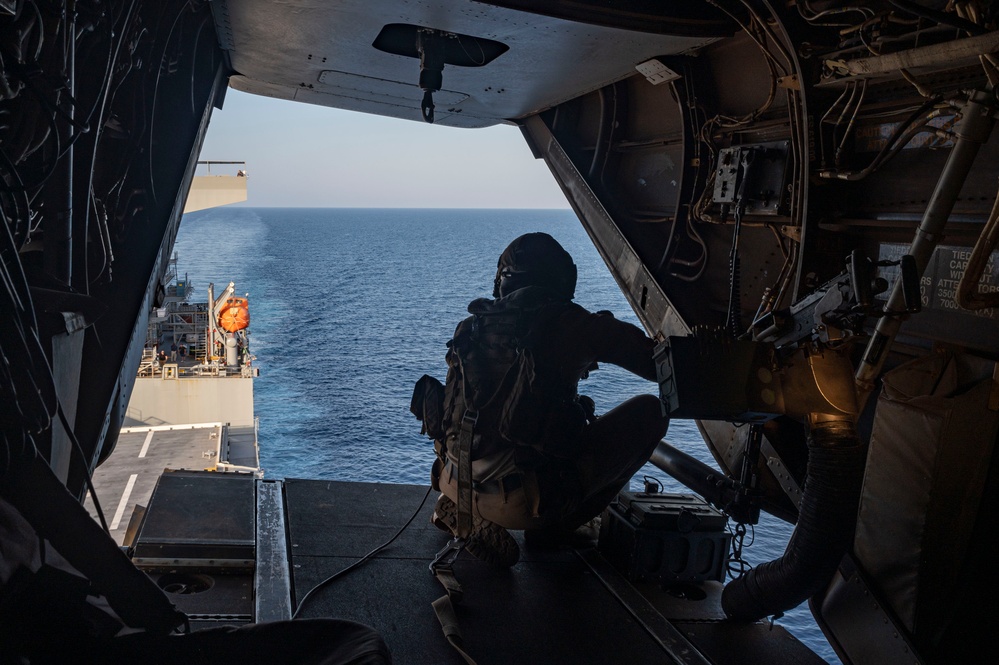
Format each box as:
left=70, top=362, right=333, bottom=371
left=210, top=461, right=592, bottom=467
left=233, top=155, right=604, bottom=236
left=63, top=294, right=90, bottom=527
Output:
left=197, top=160, right=247, bottom=176
left=163, top=254, right=178, bottom=288
left=137, top=362, right=258, bottom=379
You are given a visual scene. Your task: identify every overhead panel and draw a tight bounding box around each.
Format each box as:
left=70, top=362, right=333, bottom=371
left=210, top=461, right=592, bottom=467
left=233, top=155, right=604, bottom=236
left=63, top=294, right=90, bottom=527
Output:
left=470, top=0, right=734, bottom=37
left=211, top=0, right=723, bottom=126
left=316, top=70, right=469, bottom=108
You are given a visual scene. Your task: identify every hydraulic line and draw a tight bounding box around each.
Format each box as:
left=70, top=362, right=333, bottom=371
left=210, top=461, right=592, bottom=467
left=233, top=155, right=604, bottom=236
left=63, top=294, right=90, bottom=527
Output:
left=856, top=90, right=996, bottom=402
left=819, top=96, right=947, bottom=181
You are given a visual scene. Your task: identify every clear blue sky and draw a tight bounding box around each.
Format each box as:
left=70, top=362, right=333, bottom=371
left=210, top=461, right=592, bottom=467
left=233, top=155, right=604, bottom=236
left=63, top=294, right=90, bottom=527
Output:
left=198, top=89, right=570, bottom=208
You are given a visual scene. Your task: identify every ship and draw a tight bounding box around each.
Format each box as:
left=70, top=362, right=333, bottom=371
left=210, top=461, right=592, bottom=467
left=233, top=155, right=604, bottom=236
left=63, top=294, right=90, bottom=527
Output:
left=1, top=2, right=998, bottom=664
left=82, top=254, right=261, bottom=547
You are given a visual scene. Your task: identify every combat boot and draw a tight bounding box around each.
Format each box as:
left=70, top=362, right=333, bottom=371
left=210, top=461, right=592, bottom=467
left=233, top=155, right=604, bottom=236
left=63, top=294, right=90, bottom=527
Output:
left=431, top=494, right=520, bottom=568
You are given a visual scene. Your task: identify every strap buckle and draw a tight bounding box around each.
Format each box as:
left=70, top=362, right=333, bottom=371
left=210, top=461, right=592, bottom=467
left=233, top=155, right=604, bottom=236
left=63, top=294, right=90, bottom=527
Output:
left=430, top=537, right=466, bottom=574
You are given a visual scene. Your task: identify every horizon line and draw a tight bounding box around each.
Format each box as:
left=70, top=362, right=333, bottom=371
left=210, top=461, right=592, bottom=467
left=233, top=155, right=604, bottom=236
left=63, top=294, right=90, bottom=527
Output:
left=186, top=205, right=574, bottom=211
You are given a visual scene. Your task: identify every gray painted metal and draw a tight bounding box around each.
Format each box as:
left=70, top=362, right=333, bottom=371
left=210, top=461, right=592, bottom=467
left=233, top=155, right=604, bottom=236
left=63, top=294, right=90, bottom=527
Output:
left=818, top=558, right=927, bottom=665
left=85, top=426, right=228, bottom=544
left=255, top=480, right=293, bottom=622
left=523, top=114, right=690, bottom=339
left=762, top=438, right=802, bottom=510
left=85, top=423, right=260, bottom=545
left=212, top=0, right=719, bottom=128
left=574, top=546, right=710, bottom=665
left=125, top=376, right=255, bottom=427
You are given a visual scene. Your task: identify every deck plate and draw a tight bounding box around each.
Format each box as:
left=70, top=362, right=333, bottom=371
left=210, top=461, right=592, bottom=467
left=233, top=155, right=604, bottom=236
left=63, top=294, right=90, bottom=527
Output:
left=284, top=479, right=675, bottom=664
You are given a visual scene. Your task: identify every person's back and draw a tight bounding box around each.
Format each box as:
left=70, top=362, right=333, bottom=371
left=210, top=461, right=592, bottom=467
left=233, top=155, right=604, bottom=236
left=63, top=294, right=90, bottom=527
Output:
left=416, top=232, right=670, bottom=566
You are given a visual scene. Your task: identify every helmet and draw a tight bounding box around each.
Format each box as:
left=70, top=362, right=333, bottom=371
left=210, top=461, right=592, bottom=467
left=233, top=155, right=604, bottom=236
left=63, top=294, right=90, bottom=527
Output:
left=492, top=233, right=577, bottom=300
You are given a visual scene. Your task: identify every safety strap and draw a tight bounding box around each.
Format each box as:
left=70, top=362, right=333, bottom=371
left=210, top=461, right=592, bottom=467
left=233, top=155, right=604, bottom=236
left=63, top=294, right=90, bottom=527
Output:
left=451, top=309, right=535, bottom=539
left=456, top=410, right=476, bottom=539
left=432, top=595, right=478, bottom=665
left=430, top=538, right=478, bottom=665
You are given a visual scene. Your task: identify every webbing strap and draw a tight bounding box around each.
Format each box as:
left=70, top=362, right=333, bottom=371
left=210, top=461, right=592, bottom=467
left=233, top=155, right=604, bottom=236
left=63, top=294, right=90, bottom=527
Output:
left=430, top=538, right=478, bottom=665
left=433, top=566, right=464, bottom=603
left=432, top=595, right=478, bottom=665
left=456, top=410, right=476, bottom=539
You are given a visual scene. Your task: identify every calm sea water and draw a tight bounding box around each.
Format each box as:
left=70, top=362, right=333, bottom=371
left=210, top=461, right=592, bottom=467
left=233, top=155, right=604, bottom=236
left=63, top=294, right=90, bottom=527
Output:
left=175, top=207, right=836, bottom=663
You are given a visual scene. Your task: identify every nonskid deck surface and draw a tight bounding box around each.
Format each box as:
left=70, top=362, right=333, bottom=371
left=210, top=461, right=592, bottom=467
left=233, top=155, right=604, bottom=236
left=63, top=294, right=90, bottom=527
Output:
left=284, top=480, right=824, bottom=665
left=85, top=424, right=257, bottom=545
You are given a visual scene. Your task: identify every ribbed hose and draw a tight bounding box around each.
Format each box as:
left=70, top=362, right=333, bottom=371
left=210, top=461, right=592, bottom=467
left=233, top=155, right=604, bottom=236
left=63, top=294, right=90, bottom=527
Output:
left=722, top=419, right=865, bottom=621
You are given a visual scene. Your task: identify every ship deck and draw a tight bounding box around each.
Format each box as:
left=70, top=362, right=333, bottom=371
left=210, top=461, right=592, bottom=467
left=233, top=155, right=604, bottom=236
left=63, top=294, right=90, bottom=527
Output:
left=85, top=423, right=259, bottom=544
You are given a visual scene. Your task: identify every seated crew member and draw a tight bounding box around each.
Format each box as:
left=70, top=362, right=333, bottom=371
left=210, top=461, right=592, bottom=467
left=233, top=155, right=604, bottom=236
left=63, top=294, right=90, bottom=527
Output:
left=419, top=233, right=670, bottom=567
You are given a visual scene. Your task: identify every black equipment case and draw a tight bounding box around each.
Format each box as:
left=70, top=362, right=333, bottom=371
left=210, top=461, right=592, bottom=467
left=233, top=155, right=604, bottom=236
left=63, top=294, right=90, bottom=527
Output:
left=598, top=491, right=730, bottom=584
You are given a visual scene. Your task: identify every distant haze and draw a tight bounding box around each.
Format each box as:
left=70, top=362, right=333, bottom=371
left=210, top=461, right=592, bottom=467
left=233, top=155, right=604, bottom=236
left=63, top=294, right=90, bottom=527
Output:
left=199, top=89, right=570, bottom=209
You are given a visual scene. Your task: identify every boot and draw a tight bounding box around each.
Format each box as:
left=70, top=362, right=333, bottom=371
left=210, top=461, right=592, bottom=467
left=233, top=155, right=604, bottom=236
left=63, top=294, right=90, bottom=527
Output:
left=431, top=494, right=520, bottom=568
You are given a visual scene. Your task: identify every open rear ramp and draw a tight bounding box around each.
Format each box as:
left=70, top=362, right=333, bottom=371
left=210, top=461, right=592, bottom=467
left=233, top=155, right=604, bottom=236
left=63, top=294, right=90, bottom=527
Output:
left=283, top=480, right=825, bottom=665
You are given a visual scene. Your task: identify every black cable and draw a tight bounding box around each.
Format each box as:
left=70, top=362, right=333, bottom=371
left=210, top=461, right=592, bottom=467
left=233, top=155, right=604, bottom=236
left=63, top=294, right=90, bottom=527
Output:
left=51, top=2, right=121, bottom=161
left=796, top=0, right=873, bottom=27
left=83, top=0, right=140, bottom=285
left=25, top=0, right=46, bottom=63
left=0, top=191, right=103, bottom=534
left=0, top=108, right=62, bottom=192
left=456, top=33, right=486, bottom=66
left=4, top=62, right=91, bottom=133
left=0, top=156, right=32, bottom=248
left=188, top=15, right=212, bottom=117
left=642, top=475, right=664, bottom=493
left=0, top=182, right=56, bottom=434
left=727, top=521, right=753, bottom=577
left=725, top=210, right=744, bottom=337
left=292, top=485, right=434, bottom=619
left=147, top=0, right=197, bottom=204
left=57, top=401, right=109, bottom=533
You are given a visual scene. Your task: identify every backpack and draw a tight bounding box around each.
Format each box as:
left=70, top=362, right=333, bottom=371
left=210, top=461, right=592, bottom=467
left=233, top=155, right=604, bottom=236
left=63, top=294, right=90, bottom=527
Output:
left=410, top=374, right=446, bottom=442
left=445, top=299, right=586, bottom=461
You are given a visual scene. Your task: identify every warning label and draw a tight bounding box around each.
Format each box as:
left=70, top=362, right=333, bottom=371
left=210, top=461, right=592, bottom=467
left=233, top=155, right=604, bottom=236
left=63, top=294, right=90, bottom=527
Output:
left=878, top=243, right=999, bottom=320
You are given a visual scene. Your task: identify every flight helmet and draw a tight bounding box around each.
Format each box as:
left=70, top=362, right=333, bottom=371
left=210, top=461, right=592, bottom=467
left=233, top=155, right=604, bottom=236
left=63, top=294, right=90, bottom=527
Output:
left=493, top=233, right=577, bottom=300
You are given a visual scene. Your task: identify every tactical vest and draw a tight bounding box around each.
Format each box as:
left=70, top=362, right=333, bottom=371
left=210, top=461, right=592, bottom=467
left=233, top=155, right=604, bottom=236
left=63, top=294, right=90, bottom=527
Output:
left=442, top=294, right=586, bottom=465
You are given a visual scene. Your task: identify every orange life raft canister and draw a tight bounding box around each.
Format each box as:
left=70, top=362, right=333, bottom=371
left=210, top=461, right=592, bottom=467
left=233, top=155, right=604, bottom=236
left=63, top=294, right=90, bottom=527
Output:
left=219, top=297, right=250, bottom=332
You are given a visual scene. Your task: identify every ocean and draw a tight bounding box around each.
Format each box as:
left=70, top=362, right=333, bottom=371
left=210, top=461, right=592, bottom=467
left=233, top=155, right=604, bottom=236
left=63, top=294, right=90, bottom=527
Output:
left=175, top=207, right=836, bottom=664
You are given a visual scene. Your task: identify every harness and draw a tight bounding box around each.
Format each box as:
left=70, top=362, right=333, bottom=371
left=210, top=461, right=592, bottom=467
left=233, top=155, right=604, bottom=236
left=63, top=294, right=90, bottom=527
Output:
left=445, top=299, right=556, bottom=534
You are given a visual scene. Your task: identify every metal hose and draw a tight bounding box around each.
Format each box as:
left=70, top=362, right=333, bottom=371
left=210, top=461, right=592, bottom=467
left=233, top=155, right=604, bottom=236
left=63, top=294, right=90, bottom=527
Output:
left=721, top=418, right=865, bottom=621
